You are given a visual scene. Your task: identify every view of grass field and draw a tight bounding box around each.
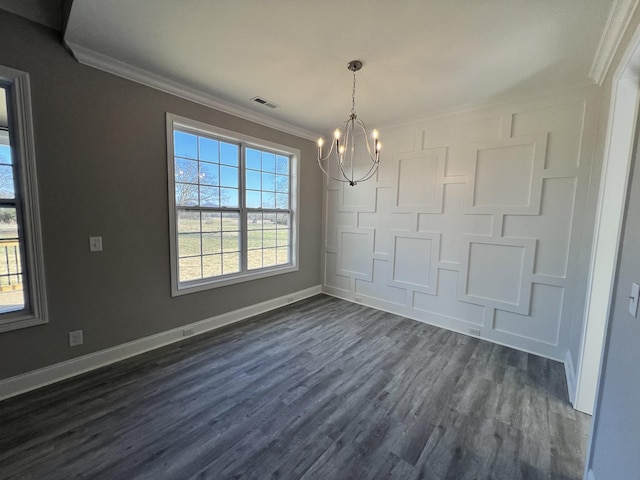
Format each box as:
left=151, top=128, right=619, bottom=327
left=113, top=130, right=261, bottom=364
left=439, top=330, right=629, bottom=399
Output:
left=0, top=220, right=25, bottom=313
left=177, top=210, right=290, bottom=282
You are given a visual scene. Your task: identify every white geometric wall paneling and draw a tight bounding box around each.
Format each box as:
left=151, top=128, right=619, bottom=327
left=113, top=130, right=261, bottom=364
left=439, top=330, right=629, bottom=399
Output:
left=324, top=251, right=351, bottom=292
left=502, top=177, right=577, bottom=281
left=355, top=259, right=406, bottom=306
left=325, top=189, right=357, bottom=249
left=423, top=115, right=505, bottom=176
left=358, top=187, right=412, bottom=259
left=458, top=236, right=536, bottom=315
left=336, top=227, right=374, bottom=282
left=510, top=100, right=586, bottom=170
left=322, top=91, right=599, bottom=363
left=393, top=147, right=446, bottom=213
left=414, top=269, right=486, bottom=327
left=418, top=183, right=492, bottom=266
left=493, top=283, right=564, bottom=346
left=388, top=231, right=441, bottom=295
left=465, top=133, right=548, bottom=215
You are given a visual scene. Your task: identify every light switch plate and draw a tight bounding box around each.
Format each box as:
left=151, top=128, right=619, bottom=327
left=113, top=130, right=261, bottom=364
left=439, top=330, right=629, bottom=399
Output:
left=629, top=282, right=639, bottom=317
left=89, top=236, right=103, bottom=252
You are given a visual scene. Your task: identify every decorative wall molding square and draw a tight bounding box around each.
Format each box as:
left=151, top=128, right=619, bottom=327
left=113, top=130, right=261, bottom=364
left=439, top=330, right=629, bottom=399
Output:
left=465, top=133, right=548, bottom=215
left=388, top=231, right=441, bottom=295
left=336, top=227, right=375, bottom=281
left=458, top=235, right=536, bottom=315
left=393, top=147, right=446, bottom=213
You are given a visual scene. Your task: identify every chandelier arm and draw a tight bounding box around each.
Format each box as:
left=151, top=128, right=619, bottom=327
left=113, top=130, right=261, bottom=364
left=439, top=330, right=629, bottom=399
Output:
left=354, top=118, right=378, bottom=162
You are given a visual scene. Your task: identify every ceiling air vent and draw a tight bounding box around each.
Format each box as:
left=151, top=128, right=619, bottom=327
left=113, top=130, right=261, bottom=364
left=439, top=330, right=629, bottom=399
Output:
left=250, top=96, right=279, bottom=109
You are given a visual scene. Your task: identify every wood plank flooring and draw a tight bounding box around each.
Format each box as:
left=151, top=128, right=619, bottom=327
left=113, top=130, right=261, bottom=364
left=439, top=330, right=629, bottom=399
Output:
left=0, top=295, right=591, bottom=479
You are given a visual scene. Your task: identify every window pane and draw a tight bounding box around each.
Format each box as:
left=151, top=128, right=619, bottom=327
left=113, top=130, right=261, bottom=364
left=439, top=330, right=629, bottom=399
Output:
left=0, top=164, right=15, bottom=199
left=276, top=155, right=289, bottom=174
left=248, top=212, right=262, bottom=229
left=220, top=142, right=238, bottom=166
left=222, top=232, right=239, bottom=252
left=0, top=207, right=24, bottom=313
left=276, top=247, right=289, bottom=265
left=262, top=172, right=275, bottom=191
left=220, top=188, right=239, bottom=208
left=179, top=256, right=202, bottom=282
left=262, top=192, right=275, bottom=209
left=174, top=131, right=198, bottom=159
left=263, top=229, right=277, bottom=248
left=247, top=249, right=262, bottom=270
left=199, top=162, right=219, bottom=186
left=202, top=233, right=221, bottom=255
left=275, top=175, right=289, bottom=193
left=222, top=252, right=239, bottom=274
left=246, top=148, right=260, bottom=170
left=263, top=248, right=277, bottom=268
left=276, top=213, right=289, bottom=226
left=276, top=193, right=289, bottom=209
left=262, top=152, right=275, bottom=172
left=0, top=145, right=12, bottom=165
left=220, top=166, right=239, bottom=188
left=246, top=170, right=260, bottom=190
left=202, top=212, right=221, bottom=232
left=263, top=212, right=276, bottom=226
left=203, top=254, right=222, bottom=278
left=175, top=158, right=198, bottom=183
left=176, top=184, right=198, bottom=206
left=247, top=229, right=262, bottom=250
left=222, top=212, right=239, bottom=231
left=246, top=190, right=261, bottom=208
left=277, top=228, right=289, bottom=246
left=200, top=186, right=219, bottom=207
left=178, top=233, right=201, bottom=257
left=199, top=137, right=219, bottom=163
left=177, top=210, right=200, bottom=233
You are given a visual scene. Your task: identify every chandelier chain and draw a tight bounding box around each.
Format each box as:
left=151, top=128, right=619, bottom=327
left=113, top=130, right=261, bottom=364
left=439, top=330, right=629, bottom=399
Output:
left=351, top=70, right=357, bottom=116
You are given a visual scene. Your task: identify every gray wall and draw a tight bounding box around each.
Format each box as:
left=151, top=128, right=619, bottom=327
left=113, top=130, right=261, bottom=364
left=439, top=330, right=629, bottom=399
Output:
left=0, top=10, right=323, bottom=380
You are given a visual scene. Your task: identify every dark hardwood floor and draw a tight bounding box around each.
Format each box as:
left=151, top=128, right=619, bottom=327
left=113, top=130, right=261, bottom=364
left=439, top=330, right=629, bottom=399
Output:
left=0, top=295, right=590, bottom=479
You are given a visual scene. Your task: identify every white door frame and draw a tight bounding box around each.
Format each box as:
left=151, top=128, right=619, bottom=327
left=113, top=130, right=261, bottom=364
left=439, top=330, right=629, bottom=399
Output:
left=577, top=13, right=640, bottom=414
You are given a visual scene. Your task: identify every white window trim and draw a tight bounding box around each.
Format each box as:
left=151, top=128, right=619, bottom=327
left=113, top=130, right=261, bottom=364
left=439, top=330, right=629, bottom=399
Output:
left=166, top=113, right=300, bottom=296
left=0, top=65, right=48, bottom=332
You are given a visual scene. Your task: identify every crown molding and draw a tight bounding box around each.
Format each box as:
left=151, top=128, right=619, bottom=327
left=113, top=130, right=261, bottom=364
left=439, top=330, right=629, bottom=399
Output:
left=589, top=0, right=640, bottom=85
left=64, top=41, right=319, bottom=141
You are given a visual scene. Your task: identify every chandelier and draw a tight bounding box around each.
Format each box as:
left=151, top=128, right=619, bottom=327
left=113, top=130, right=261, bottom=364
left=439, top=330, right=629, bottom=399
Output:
left=317, top=60, right=380, bottom=186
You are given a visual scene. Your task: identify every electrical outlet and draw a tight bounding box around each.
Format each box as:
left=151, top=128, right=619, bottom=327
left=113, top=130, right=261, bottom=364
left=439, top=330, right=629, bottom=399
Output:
left=89, top=236, right=103, bottom=252
left=469, top=328, right=481, bottom=336
left=182, top=328, right=194, bottom=337
left=69, top=330, right=83, bottom=347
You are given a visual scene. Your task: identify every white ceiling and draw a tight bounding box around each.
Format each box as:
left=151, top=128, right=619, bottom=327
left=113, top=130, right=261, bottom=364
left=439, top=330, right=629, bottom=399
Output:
left=63, top=0, right=615, bottom=137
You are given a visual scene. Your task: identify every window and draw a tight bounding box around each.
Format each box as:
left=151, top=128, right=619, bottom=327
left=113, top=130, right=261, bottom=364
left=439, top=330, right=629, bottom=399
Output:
left=0, top=65, right=47, bottom=332
left=167, top=114, right=298, bottom=295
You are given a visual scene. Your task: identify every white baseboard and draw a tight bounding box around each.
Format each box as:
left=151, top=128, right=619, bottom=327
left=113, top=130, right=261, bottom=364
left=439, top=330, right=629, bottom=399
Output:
left=586, top=468, right=595, bottom=480
left=565, top=349, right=577, bottom=406
left=0, top=285, right=321, bottom=401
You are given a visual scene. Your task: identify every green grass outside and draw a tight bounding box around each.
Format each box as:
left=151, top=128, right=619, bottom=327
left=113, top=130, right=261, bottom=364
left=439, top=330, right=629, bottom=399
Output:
left=177, top=214, right=290, bottom=282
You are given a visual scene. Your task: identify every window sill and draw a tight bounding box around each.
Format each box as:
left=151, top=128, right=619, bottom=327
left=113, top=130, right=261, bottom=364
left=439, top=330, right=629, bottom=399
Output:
left=172, top=264, right=299, bottom=297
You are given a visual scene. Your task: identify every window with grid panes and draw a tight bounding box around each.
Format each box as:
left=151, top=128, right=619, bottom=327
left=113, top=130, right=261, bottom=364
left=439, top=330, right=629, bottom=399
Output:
left=167, top=114, right=298, bottom=295
left=0, top=65, right=47, bottom=332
